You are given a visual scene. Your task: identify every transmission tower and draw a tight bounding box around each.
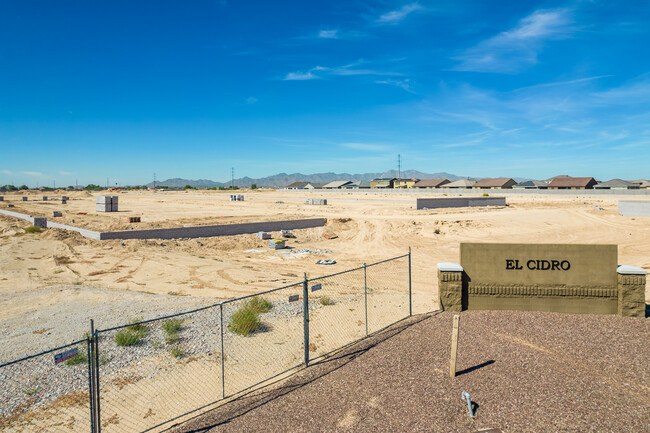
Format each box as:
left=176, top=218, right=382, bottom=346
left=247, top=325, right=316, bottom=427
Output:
left=398, top=154, right=401, bottom=179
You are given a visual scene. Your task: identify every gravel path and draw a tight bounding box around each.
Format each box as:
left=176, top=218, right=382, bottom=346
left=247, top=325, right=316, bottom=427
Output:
left=169, top=310, right=649, bottom=433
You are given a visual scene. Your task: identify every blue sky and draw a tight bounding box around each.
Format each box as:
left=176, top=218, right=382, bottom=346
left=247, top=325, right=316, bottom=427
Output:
left=1, top=0, right=649, bottom=186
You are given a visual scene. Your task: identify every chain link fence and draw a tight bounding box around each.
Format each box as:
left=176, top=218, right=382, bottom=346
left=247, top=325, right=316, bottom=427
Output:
left=0, top=252, right=411, bottom=432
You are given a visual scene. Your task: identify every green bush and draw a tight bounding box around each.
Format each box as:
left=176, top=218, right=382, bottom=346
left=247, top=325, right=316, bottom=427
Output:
left=170, top=346, right=184, bottom=358
left=245, top=297, right=273, bottom=314
left=25, top=226, right=43, bottom=234
left=319, top=296, right=333, bottom=306
left=228, top=307, right=261, bottom=336
left=127, top=317, right=147, bottom=334
left=482, top=193, right=489, bottom=197
left=165, top=333, right=179, bottom=344
left=162, top=318, right=183, bottom=334
left=114, top=329, right=144, bottom=347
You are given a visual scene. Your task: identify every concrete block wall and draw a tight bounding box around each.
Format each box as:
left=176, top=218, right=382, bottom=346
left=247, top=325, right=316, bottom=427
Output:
left=33, top=217, right=47, bottom=229
left=618, top=200, right=650, bottom=217
left=417, top=196, right=506, bottom=209
left=305, top=198, right=328, bottom=205
left=46, top=221, right=102, bottom=240
left=100, top=218, right=326, bottom=240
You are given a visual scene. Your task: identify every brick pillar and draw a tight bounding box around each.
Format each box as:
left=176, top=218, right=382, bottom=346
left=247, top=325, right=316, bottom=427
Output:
left=437, top=263, right=464, bottom=312
left=617, top=266, right=647, bottom=318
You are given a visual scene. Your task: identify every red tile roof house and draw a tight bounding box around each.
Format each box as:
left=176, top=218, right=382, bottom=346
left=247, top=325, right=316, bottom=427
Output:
left=413, top=179, right=450, bottom=188
left=547, top=177, right=598, bottom=189
left=472, top=178, right=517, bottom=189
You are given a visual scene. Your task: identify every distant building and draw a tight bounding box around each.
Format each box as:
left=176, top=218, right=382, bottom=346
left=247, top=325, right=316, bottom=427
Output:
left=547, top=177, right=597, bottom=189
left=413, top=179, right=451, bottom=189
left=513, top=180, right=549, bottom=189
left=629, top=179, right=650, bottom=189
left=473, top=178, right=517, bottom=189
left=445, top=179, right=476, bottom=189
left=285, top=181, right=324, bottom=190
left=393, top=178, right=420, bottom=189
left=370, top=178, right=396, bottom=189
left=594, top=179, right=640, bottom=190
left=342, top=181, right=371, bottom=189
left=322, top=180, right=353, bottom=189
left=286, top=182, right=310, bottom=190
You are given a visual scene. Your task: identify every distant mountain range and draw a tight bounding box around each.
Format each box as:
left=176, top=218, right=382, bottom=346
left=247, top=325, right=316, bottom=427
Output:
left=145, top=170, right=476, bottom=188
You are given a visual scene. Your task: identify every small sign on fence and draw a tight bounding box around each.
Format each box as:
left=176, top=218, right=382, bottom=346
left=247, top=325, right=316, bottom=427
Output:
left=288, top=294, right=300, bottom=302
left=54, top=347, right=79, bottom=364
left=311, top=284, right=322, bottom=292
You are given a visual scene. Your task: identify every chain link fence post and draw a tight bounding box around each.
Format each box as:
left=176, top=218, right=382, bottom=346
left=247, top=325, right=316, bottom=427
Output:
left=220, top=302, right=226, bottom=399
left=408, top=247, right=412, bottom=317
left=94, top=325, right=101, bottom=433
left=88, top=320, right=96, bottom=433
left=364, top=263, right=368, bottom=336
left=303, top=273, right=310, bottom=367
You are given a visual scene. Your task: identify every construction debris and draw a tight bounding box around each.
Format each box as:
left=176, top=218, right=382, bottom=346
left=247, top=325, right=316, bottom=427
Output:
left=96, top=196, right=119, bottom=212
left=316, top=259, right=336, bottom=265
left=52, top=211, right=62, bottom=217
left=305, top=198, right=327, bottom=205
left=22, top=197, right=28, bottom=201
left=269, top=239, right=286, bottom=249
left=230, top=194, right=244, bottom=201
left=42, top=196, right=48, bottom=201
left=280, top=229, right=295, bottom=238
left=33, top=217, right=47, bottom=229
left=128, top=217, right=141, bottom=223
left=323, top=233, right=338, bottom=240
left=257, top=231, right=271, bottom=239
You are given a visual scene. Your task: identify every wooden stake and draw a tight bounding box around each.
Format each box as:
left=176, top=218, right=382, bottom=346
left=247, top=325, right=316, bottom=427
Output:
left=450, top=314, right=460, bottom=377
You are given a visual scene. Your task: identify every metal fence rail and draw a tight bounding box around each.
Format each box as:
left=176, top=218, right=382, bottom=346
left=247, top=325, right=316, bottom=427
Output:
left=0, top=251, right=412, bottom=433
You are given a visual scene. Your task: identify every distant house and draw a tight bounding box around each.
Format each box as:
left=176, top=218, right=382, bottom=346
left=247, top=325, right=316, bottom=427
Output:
left=594, top=179, right=640, bottom=190
left=513, top=180, right=549, bottom=189
left=473, top=178, right=517, bottom=189
left=629, top=179, right=650, bottom=189
left=322, top=180, right=353, bottom=189
left=445, top=179, right=476, bottom=189
left=342, top=181, right=371, bottom=189
left=413, top=179, right=450, bottom=189
left=285, top=181, right=323, bottom=189
left=547, top=177, right=597, bottom=190
left=370, top=178, right=396, bottom=189
left=393, top=178, right=420, bottom=189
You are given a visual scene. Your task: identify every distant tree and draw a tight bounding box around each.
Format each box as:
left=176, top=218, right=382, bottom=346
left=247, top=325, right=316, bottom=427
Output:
left=85, top=184, right=101, bottom=190
left=218, top=186, right=226, bottom=190
left=67, top=186, right=75, bottom=190
left=251, top=184, right=257, bottom=189
left=184, top=184, right=192, bottom=189
left=4, top=185, right=17, bottom=191
left=19, top=185, right=29, bottom=190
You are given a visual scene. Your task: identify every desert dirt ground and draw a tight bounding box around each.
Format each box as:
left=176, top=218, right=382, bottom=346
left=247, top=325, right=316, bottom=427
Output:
left=1, top=189, right=649, bottom=358
left=1, top=189, right=649, bottom=432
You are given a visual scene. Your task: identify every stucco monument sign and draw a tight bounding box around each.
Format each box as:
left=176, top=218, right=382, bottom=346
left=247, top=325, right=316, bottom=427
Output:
left=438, top=243, right=646, bottom=317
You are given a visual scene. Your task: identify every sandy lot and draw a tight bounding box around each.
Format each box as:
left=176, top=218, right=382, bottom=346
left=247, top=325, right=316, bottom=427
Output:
left=1, top=190, right=648, bottom=356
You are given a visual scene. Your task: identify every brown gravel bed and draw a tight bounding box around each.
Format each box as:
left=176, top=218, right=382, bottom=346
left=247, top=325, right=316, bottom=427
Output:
left=168, top=311, right=649, bottom=433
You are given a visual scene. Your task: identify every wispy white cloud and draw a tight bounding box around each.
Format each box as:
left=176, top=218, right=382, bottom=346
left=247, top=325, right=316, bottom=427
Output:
left=591, top=76, right=650, bottom=104
left=1, top=169, right=13, bottom=175
left=375, top=79, right=416, bottom=93
left=454, top=8, right=574, bottom=73
left=339, top=142, right=392, bottom=152
left=245, top=97, right=258, bottom=104
left=22, top=171, right=44, bottom=177
left=318, top=29, right=338, bottom=39
left=512, top=75, right=612, bottom=92
left=284, top=71, right=319, bottom=81
left=284, top=59, right=403, bottom=82
left=58, top=171, right=73, bottom=175
left=377, top=3, right=423, bottom=24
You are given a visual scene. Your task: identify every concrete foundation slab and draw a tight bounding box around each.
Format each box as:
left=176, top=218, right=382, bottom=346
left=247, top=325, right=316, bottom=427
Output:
left=417, top=196, right=506, bottom=209
left=618, top=200, right=650, bottom=217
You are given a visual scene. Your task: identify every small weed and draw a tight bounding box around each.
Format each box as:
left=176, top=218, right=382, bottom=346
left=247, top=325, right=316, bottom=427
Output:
left=72, top=281, right=82, bottom=286
left=25, top=226, right=43, bottom=234
left=482, top=193, right=489, bottom=197
left=127, top=317, right=147, bottom=333
left=165, top=332, right=180, bottom=344
left=245, top=297, right=273, bottom=314
left=114, top=329, right=143, bottom=347
left=54, top=255, right=73, bottom=265
left=308, top=342, right=317, bottom=352
left=162, top=318, right=183, bottom=334
left=170, top=346, right=184, bottom=358
left=319, top=296, right=333, bottom=306
left=228, top=307, right=261, bottom=336
left=65, top=351, right=88, bottom=366
left=434, top=228, right=442, bottom=234
left=54, top=269, right=64, bottom=274
left=24, top=380, right=39, bottom=396
left=32, top=328, right=52, bottom=334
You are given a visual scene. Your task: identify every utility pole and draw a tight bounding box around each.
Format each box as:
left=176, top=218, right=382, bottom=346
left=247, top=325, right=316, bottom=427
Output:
left=231, top=167, right=234, bottom=190
left=153, top=173, right=156, bottom=189
left=398, top=154, right=401, bottom=179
